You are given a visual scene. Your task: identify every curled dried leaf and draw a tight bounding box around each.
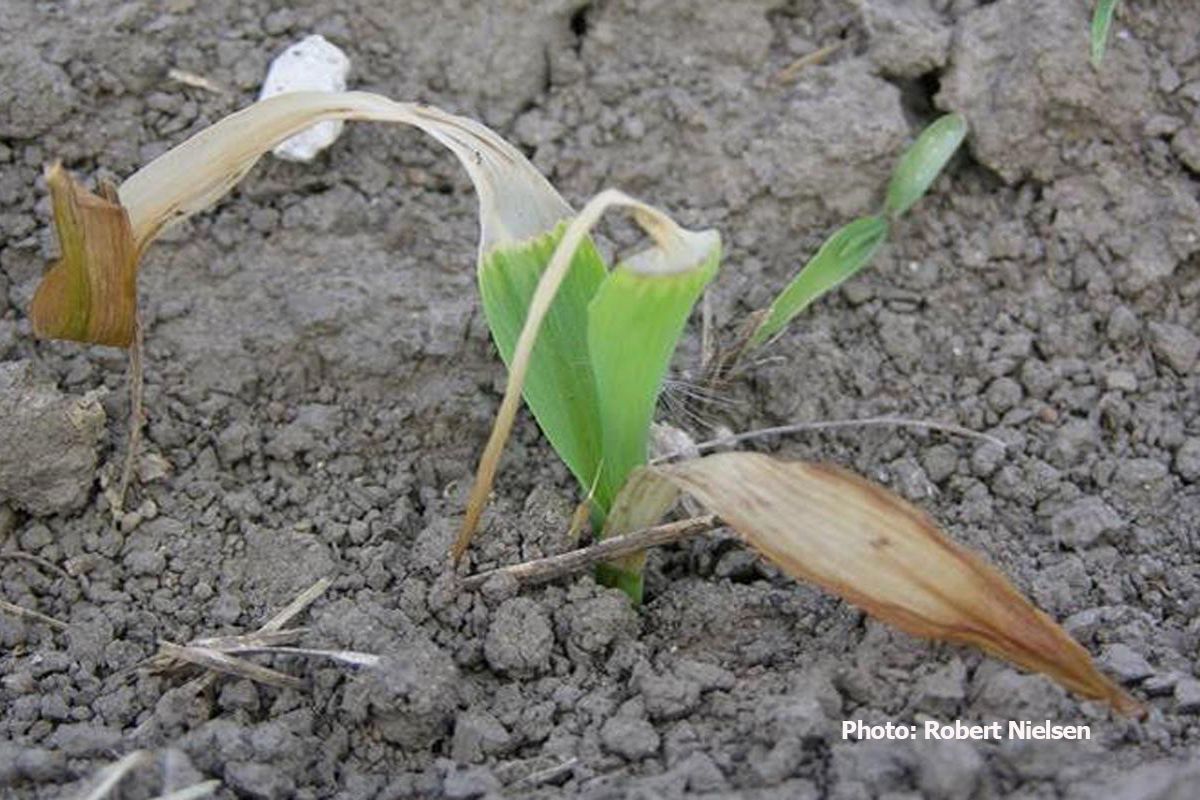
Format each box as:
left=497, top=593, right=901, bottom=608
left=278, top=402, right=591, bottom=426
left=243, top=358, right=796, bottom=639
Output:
left=651, top=452, right=1142, bottom=717
left=31, top=163, right=138, bottom=347
left=34, top=93, right=571, bottom=350
left=117, top=91, right=570, bottom=253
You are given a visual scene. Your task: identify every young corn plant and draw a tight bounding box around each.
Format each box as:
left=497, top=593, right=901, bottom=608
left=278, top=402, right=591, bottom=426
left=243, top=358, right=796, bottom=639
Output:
left=31, top=93, right=1140, bottom=717
left=462, top=188, right=720, bottom=599
left=457, top=114, right=970, bottom=601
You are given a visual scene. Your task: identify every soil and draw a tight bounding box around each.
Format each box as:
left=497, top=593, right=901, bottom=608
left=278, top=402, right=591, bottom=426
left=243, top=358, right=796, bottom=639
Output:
left=2, top=0, right=1200, bottom=798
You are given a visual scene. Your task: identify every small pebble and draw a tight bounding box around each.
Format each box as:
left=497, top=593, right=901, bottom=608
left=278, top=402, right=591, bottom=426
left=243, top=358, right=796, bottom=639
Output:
left=600, top=715, right=660, bottom=760
left=258, top=34, right=351, bottom=162
left=970, top=442, right=1005, bottom=477
left=443, top=766, right=501, bottom=800
left=1175, top=678, right=1200, bottom=713
left=986, top=376, right=1023, bottom=413
left=1099, top=643, right=1154, bottom=683
left=1148, top=322, right=1199, bottom=373
left=1174, top=438, right=1200, bottom=483
left=1050, top=497, right=1123, bottom=549
left=1103, top=370, right=1137, bottom=393
left=1105, top=306, right=1140, bottom=344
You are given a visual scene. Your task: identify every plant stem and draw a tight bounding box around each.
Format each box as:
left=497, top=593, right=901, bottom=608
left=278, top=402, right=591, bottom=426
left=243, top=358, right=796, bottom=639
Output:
left=461, top=514, right=720, bottom=591
left=116, top=312, right=145, bottom=515
left=595, top=563, right=645, bottom=605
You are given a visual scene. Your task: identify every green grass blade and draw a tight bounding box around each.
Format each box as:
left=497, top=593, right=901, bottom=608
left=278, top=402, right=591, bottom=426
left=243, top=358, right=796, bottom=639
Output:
left=884, top=113, right=968, bottom=219
left=588, top=241, right=720, bottom=515
left=1091, top=0, right=1119, bottom=67
left=478, top=222, right=607, bottom=492
left=750, top=215, right=888, bottom=347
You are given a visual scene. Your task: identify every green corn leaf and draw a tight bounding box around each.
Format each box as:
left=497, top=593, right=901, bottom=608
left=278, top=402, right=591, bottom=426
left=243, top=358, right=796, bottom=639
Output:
left=1091, top=0, right=1120, bottom=67
left=587, top=236, right=719, bottom=598
left=457, top=188, right=720, bottom=594
left=750, top=215, right=888, bottom=347
left=884, top=113, right=968, bottom=219
left=588, top=238, right=720, bottom=515
left=478, top=222, right=607, bottom=493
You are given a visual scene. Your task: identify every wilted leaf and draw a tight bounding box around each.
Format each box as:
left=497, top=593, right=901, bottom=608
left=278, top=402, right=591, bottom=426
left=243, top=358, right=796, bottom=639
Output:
left=652, top=452, right=1142, bottom=716
left=31, top=163, right=138, bottom=347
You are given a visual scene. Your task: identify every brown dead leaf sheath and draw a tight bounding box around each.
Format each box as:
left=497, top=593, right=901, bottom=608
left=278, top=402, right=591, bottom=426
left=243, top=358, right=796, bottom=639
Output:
left=659, top=453, right=1143, bottom=718
left=31, top=164, right=139, bottom=348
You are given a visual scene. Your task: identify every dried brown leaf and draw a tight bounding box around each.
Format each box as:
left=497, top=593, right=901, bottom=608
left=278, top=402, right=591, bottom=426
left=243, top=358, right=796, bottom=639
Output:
left=31, top=163, right=138, bottom=347
left=597, top=465, right=680, bottom=578
left=656, top=452, right=1142, bottom=717
left=34, top=93, right=570, bottom=350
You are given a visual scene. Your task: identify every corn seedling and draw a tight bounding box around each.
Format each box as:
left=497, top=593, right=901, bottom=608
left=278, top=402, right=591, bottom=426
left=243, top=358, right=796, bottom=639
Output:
left=31, top=93, right=1140, bottom=716
left=459, top=114, right=967, bottom=601
left=745, top=112, right=967, bottom=352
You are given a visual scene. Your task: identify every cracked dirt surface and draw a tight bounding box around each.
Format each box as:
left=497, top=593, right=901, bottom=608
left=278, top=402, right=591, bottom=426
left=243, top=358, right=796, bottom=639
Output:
left=2, top=0, right=1199, bottom=797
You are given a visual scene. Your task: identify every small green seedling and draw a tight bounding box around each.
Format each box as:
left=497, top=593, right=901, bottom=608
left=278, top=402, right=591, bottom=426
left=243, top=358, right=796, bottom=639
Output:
left=1091, top=0, right=1121, bottom=67
left=30, top=94, right=1139, bottom=716
left=751, top=112, right=967, bottom=348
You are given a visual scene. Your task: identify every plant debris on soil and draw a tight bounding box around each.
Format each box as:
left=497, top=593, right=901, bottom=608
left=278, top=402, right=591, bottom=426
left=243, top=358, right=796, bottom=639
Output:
left=1, top=0, right=1199, bottom=798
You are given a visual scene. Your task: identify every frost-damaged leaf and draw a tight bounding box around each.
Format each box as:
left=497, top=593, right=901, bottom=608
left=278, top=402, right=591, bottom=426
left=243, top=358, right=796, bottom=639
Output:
left=33, top=92, right=572, bottom=347
left=883, top=113, right=968, bottom=219
left=594, top=465, right=682, bottom=603
left=31, top=163, right=138, bottom=347
left=652, top=452, right=1143, bottom=716
left=117, top=91, right=570, bottom=252
left=750, top=215, right=887, bottom=347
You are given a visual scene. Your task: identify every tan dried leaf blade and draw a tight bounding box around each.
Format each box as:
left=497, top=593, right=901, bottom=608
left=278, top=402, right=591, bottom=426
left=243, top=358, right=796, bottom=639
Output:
left=32, top=93, right=573, bottom=351
left=597, top=463, right=681, bottom=583
left=31, top=163, right=138, bottom=347
left=657, top=452, right=1142, bottom=717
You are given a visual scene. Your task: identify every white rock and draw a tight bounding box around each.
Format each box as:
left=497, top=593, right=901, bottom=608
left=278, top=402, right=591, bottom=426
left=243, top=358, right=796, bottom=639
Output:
left=258, top=34, right=351, bottom=162
left=649, top=422, right=700, bottom=461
